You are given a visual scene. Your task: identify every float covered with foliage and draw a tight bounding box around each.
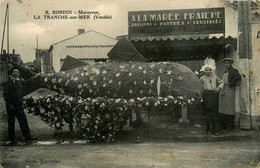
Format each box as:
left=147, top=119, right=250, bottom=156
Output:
left=24, top=94, right=196, bottom=142
left=40, top=62, right=202, bottom=99
left=23, top=62, right=202, bottom=142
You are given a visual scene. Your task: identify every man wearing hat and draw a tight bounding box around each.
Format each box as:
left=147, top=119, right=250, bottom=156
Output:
left=2, top=68, right=39, bottom=145
left=219, top=58, right=241, bottom=131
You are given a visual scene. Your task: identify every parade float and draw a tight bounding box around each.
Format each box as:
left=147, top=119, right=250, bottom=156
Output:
left=21, top=60, right=202, bottom=142
left=12, top=37, right=202, bottom=142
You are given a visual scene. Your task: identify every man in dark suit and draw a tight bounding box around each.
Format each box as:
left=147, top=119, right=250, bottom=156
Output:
left=219, top=58, right=241, bottom=131
left=2, top=68, right=38, bottom=145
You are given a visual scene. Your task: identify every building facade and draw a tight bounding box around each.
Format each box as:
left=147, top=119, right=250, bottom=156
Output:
left=34, top=49, right=52, bottom=74
left=50, top=30, right=117, bottom=72
left=126, top=1, right=260, bottom=129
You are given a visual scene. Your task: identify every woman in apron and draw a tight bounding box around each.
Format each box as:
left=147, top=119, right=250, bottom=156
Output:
left=219, top=58, right=241, bottom=131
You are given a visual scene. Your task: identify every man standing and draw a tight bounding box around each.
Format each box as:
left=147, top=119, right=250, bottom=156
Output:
left=2, top=68, right=38, bottom=145
left=219, top=58, right=241, bottom=131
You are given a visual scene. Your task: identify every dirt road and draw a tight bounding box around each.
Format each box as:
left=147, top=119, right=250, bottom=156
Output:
left=1, top=140, right=260, bottom=168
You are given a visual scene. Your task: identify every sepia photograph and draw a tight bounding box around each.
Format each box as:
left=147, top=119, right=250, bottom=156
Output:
left=0, top=0, right=260, bottom=167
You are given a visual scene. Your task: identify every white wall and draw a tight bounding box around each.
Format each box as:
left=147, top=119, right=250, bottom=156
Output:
left=52, top=44, right=64, bottom=72
left=250, top=23, right=260, bottom=119
left=225, top=6, right=238, bottom=38
left=51, top=31, right=117, bottom=71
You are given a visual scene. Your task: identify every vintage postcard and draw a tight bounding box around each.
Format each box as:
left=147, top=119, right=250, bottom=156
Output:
left=0, top=0, right=260, bottom=167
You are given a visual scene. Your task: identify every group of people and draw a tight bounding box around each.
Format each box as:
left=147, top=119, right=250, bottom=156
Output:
left=1, top=58, right=241, bottom=145
left=199, top=57, right=241, bottom=135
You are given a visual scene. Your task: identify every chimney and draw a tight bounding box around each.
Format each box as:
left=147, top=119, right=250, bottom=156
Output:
left=78, top=29, right=85, bottom=35
left=13, top=49, right=15, bottom=54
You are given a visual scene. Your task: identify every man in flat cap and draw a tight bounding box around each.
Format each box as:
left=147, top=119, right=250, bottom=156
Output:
left=218, top=58, right=241, bottom=131
left=2, top=68, right=39, bottom=145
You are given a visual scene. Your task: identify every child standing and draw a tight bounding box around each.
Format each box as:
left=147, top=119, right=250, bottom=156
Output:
left=199, top=58, right=224, bottom=135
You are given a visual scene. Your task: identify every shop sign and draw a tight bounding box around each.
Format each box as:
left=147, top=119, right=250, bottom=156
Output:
left=128, top=8, right=225, bottom=36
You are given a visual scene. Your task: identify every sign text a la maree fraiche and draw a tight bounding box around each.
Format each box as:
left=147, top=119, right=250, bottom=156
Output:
left=128, top=8, right=225, bottom=36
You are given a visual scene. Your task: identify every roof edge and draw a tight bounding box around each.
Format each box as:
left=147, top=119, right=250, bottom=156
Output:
left=52, top=30, right=116, bottom=46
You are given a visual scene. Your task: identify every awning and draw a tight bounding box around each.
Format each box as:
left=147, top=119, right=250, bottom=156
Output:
left=130, top=36, right=237, bottom=62
left=60, top=55, right=88, bottom=71
left=107, top=37, right=148, bottom=62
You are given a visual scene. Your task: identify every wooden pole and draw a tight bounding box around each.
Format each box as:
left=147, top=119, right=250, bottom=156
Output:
left=1, top=4, right=9, bottom=55
left=238, top=0, right=251, bottom=129
left=36, top=34, right=38, bottom=49
left=7, top=4, right=9, bottom=54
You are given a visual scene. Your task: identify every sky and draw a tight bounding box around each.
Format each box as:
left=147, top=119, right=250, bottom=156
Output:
left=0, top=0, right=225, bottom=63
